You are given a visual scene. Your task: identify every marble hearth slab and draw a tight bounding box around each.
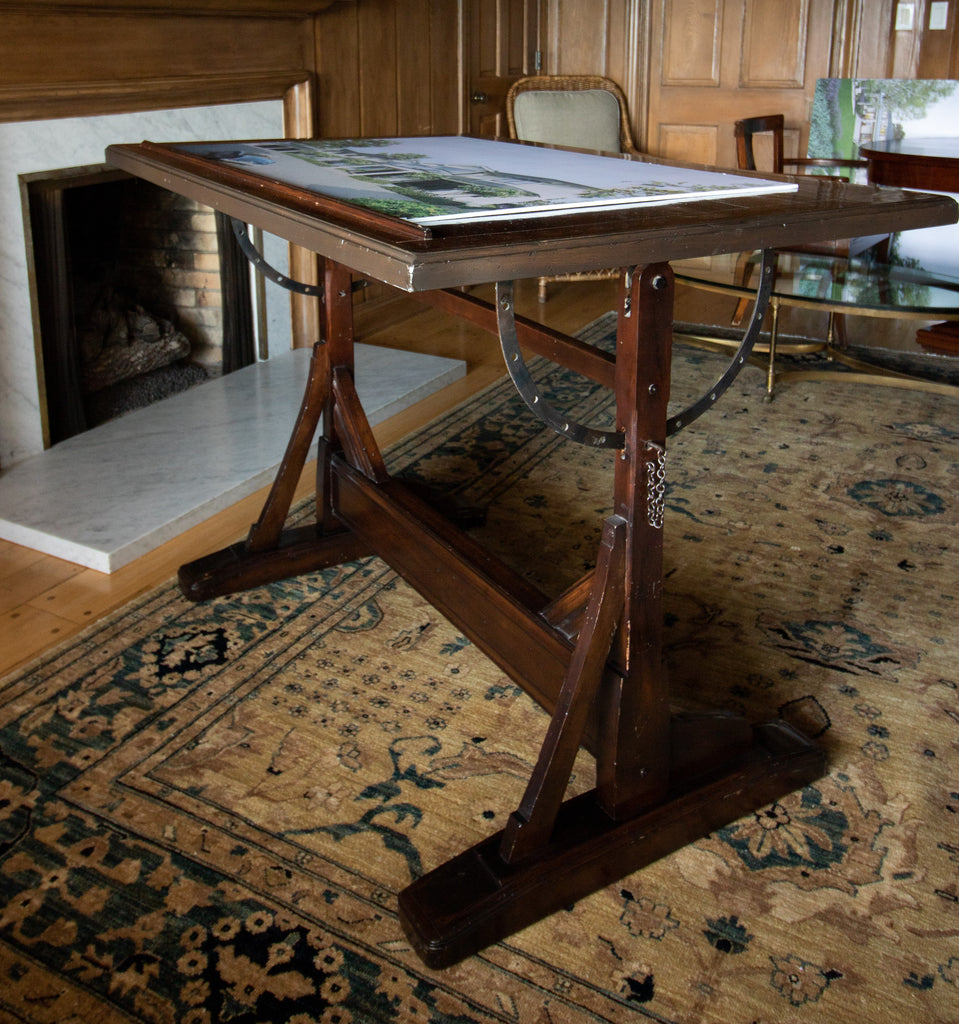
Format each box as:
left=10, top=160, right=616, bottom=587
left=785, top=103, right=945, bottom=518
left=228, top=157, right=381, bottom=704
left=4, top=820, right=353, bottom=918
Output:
left=0, top=345, right=464, bottom=572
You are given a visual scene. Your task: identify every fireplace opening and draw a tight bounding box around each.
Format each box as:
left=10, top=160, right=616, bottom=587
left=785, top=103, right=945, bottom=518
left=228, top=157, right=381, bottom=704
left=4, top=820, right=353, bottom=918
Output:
left=24, top=166, right=255, bottom=446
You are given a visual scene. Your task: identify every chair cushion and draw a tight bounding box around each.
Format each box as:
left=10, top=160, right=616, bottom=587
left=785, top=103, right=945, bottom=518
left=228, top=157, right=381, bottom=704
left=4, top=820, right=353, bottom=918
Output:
left=512, top=89, right=622, bottom=154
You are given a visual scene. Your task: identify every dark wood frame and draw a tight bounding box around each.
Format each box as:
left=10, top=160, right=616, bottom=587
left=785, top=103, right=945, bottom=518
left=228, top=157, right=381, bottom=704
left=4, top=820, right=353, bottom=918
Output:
left=106, top=138, right=957, bottom=968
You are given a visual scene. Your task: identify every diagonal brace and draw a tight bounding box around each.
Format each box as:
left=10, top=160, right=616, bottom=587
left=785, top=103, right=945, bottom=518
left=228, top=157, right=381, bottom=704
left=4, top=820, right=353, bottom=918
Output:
left=499, top=515, right=628, bottom=864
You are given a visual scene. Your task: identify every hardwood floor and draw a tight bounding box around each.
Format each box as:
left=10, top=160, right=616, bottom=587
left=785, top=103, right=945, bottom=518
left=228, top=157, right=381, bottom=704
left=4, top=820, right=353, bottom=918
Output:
left=0, top=273, right=938, bottom=678
left=0, top=278, right=619, bottom=677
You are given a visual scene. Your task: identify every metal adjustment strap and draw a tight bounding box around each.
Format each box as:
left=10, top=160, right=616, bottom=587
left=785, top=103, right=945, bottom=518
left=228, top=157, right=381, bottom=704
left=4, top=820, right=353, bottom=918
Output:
left=494, top=249, right=775, bottom=448
left=230, top=218, right=324, bottom=297
left=496, top=281, right=625, bottom=449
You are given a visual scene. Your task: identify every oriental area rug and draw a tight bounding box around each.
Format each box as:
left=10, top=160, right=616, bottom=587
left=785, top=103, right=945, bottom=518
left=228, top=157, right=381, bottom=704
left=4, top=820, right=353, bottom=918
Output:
left=1, top=314, right=958, bottom=1024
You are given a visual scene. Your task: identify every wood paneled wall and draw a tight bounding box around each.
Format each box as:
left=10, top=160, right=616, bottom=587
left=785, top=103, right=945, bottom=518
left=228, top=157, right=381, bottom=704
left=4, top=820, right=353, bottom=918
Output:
left=653, top=0, right=839, bottom=166
left=542, top=0, right=649, bottom=147
left=540, top=0, right=958, bottom=168
left=467, top=0, right=540, bottom=138
left=0, top=2, right=321, bottom=128
left=314, top=0, right=466, bottom=138
left=545, top=0, right=843, bottom=166
left=0, top=1, right=468, bottom=140
left=6, top=2, right=954, bottom=163
left=890, top=0, right=959, bottom=77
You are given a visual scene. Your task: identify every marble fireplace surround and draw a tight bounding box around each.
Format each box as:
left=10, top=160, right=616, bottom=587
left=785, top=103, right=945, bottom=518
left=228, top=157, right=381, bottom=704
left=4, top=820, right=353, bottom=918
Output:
left=0, top=102, right=464, bottom=572
left=1, top=100, right=291, bottom=467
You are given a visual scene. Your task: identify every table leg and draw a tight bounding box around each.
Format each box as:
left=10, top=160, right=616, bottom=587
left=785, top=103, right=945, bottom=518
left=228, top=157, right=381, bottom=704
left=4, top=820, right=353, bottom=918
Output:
left=176, top=256, right=824, bottom=969
left=397, top=266, right=824, bottom=968
left=177, top=258, right=371, bottom=600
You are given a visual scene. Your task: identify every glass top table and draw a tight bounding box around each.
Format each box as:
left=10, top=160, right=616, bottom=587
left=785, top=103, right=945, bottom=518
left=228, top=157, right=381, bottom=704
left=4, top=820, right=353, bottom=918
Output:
left=672, top=247, right=959, bottom=396
left=674, top=248, right=959, bottom=316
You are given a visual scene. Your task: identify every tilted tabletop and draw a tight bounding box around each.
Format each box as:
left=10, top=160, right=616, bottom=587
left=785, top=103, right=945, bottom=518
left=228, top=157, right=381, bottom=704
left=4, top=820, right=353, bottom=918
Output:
left=106, top=136, right=958, bottom=293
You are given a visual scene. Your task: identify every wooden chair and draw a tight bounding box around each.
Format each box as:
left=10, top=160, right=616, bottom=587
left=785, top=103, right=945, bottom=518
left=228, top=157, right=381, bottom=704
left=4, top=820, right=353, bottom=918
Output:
left=734, top=113, right=868, bottom=182
left=506, top=75, right=642, bottom=301
left=731, top=114, right=874, bottom=338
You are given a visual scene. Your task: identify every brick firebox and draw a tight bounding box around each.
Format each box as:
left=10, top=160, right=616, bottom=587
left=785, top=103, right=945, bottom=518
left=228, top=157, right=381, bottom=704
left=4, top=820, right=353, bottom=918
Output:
left=25, top=167, right=252, bottom=444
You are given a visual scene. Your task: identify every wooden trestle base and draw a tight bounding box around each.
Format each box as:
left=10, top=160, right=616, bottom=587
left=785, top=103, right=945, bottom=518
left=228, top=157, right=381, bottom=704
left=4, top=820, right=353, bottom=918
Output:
left=399, top=719, right=825, bottom=969
left=175, top=263, right=826, bottom=968
left=103, top=134, right=957, bottom=971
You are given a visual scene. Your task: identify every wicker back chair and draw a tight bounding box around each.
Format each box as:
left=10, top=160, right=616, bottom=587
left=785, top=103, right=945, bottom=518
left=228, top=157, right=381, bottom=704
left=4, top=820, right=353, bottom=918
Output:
left=507, top=74, right=642, bottom=156
left=506, top=75, right=642, bottom=301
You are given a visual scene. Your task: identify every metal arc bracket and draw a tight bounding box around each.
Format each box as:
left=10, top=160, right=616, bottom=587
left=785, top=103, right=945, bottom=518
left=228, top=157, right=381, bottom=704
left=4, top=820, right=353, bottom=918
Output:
left=230, top=218, right=324, bottom=297
left=494, top=249, right=775, bottom=447
left=496, top=282, right=623, bottom=449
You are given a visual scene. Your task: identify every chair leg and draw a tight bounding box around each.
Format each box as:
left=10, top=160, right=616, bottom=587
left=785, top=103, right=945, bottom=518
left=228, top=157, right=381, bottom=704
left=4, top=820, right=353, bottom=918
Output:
left=765, top=297, right=780, bottom=400
left=731, top=253, right=756, bottom=326
left=832, top=312, right=847, bottom=350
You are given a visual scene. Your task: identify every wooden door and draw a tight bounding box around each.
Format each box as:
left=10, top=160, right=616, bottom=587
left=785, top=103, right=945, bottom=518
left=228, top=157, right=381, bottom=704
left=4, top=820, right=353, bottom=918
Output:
left=646, top=0, right=839, bottom=169
left=467, top=0, right=541, bottom=137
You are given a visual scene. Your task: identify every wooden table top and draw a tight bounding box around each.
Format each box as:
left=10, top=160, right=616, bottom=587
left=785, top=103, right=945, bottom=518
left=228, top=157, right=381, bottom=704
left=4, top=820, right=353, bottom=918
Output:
left=862, top=136, right=959, bottom=160
left=860, top=137, right=959, bottom=192
left=107, top=138, right=959, bottom=292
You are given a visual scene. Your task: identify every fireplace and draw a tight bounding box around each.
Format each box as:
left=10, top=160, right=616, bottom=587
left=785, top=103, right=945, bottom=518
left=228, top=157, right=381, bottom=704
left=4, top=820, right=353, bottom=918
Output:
left=0, top=2, right=476, bottom=570
left=0, top=98, right=293, bottom=469
left=24, top=166, right=256, bottom=444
